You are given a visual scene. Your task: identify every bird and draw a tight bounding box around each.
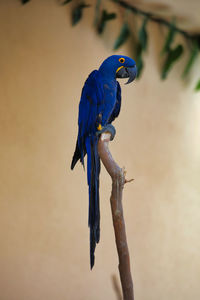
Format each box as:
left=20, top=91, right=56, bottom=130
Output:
left=71, top=55, right=137, bottom=269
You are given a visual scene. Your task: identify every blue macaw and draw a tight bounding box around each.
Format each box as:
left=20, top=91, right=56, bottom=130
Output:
left=71, top=55, right=137, bottom=269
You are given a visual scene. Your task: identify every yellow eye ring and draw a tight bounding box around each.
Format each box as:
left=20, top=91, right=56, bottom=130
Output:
left=119, top=57, right=125, bottom=63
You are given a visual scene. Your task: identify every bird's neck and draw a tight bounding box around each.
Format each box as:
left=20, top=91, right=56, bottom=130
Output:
left=98, top=65, right=117, bottom=83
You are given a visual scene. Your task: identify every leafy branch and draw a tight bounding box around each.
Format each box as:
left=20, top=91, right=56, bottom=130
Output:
left=111, top=0, right=199, bottom=43
left=21, top=0, right=30, bottom=4
left=111, top=0, right=200, bottom=89
left=21, top=0, right=200, bottom=91
left=97, top=9, right=117, bottom=34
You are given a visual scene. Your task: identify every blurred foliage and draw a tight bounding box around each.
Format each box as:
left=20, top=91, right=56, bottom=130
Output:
left=21, top=0, right=30, bottom=4
left=72, top=2, right=91, bottom=26
left=94, top=0, right=102, bottom=26
left=161, top=20, right=176, bottom=55
left=113, top=22, right=130, bottom=50
left=97, top=9, right=116, bottom=34
left=62, top=0, right=73, bottom=5
left=162, top=45, right=184, bottom=79
left=22, top=0, right=200, bottom=91
left=138, top=17, right=148, bottom=51
left=182, top=41, right=199, bottom=78
left=135, top=17, right=148, bottom=78
left=195, top=79, right=200, bottom=91
left=135, top=44, right=143, bottom=79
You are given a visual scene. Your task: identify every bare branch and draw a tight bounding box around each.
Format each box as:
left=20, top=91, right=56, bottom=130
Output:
left=98, top=132, right=134, bottom=300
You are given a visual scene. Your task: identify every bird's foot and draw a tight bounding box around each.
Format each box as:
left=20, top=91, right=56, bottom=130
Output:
left=96, top=124, right=116, bottom=141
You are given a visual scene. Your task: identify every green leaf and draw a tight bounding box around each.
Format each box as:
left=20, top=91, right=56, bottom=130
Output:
left=135, top=44, right=143, bottom=78
left=138, top=17, right=148, bottom=51
left=97, top=9, right=116, bottom=34
left=113, top=22, right=130, bottom=50
left=62, top=0, right=72, bottom=5
left=182, top=41, right=199, bottom=78
left=134, top=17, right=148, bottom=78
left=195, top=79, right=200, bottom=91
left=72, top=3, right=91, bottom=26
left=94, top=0, right=101, bottom=26
left=161, top=20, right=176, bottom=55
left=161, top=44, right=184, bottom=79
left=136, top=54, right=144, bottom=79
left=21, top=0, right=30, bottom=4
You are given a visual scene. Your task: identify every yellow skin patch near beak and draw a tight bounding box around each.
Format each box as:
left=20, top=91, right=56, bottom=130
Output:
left=116, top=66, right=124, bottom=74
left=97, top=124, right=102, bottom=131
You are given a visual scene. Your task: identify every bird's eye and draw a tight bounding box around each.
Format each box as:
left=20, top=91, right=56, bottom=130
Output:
left=119, top=57, right=125, bottom=63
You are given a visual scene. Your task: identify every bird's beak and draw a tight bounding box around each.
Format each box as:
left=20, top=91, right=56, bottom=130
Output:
left=116, top=65, right=137, bottom=84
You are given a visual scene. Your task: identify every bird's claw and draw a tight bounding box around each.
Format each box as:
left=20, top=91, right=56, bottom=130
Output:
left=96, top=124, right=116, bottom=141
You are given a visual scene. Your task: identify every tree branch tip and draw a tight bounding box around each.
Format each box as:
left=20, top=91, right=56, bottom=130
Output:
left=121, top=167, right=134, bottom=184
left=125, top=178, right=134, bottom=184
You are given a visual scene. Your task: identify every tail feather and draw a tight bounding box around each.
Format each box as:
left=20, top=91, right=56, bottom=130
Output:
left=71, top=140, right=80, bottom=170
left=71, top=139, right=86, bottom=170
left=86, top=135, right=100, bottom=269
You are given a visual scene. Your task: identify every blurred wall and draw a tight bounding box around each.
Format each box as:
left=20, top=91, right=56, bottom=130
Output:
left=0, top=1, right=200, bottom=300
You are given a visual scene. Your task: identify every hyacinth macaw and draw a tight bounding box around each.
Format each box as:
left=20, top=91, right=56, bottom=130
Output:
left=71, top=55, right=137, bottom=269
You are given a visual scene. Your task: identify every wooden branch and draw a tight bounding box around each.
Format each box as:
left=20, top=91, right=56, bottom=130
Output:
left=98, top=132, right=134, bottom=300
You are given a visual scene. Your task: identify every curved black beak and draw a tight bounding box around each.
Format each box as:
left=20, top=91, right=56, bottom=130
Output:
left=116, top=65, right=137, bottom=84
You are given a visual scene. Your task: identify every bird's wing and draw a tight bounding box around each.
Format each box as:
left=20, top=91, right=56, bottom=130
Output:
left=78, top=70, right=103, bottom=136
left=71, top=70, right=104, bottom=169
left=108, top=81, right=121, bottom=124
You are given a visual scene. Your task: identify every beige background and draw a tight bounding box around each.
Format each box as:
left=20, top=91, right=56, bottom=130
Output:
left=0, top=1, right=200, bottom=300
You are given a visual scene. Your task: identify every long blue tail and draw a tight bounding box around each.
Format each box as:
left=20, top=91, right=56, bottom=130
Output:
left=85, top=135, right=100, bottom=269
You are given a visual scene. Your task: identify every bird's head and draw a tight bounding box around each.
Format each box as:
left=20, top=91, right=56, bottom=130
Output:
left=99, top=55, right=137, bottom=84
